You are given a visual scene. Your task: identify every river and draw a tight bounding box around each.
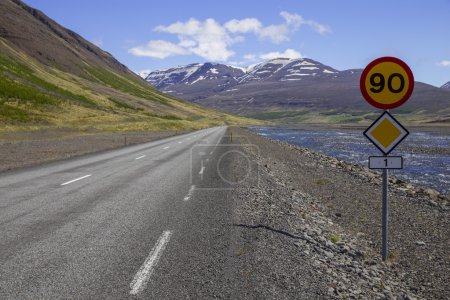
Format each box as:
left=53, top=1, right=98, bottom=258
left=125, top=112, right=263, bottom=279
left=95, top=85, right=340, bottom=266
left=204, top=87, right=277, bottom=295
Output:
left=251, top=127, right=450, bottom=195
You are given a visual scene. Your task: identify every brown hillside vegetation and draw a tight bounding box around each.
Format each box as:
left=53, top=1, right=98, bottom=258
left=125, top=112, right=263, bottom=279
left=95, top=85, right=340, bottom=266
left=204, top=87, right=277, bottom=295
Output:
left=0, top=0, right=255, bottom=135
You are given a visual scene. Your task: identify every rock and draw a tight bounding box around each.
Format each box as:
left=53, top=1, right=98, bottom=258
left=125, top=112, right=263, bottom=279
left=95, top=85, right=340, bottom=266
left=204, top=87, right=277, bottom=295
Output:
left=327, top=287, right=335, bottom=295
left=340, top=245, right=350, bottom=253
left=425, top=188, right=440, bottom=198
left=415, top=241, right=426, bottom=246
left=428, top=200, right=438, bottom=207
left=324, top=250, right=334, bottom=259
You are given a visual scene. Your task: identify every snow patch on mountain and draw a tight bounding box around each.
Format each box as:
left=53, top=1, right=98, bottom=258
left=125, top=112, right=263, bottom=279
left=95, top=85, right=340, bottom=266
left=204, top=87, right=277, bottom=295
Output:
left=190, top=76, right=205, bottom=85
left=136, top=70, right=151, bottom=79
left=144, top=57, right=340, bottom=89
left=441, top=81, right=450, bottom=89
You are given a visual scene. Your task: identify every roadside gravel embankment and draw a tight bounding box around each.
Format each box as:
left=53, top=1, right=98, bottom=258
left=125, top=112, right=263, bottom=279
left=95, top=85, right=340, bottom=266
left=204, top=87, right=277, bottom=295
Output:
left=0, top=130, right=188, bottom=172
left=232, top=127, right=449, bottom=300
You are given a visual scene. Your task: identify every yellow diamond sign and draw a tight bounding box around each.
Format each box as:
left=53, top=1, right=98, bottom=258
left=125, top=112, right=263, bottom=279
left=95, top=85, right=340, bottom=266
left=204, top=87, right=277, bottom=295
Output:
left=364, top=111, right=409, bottom=155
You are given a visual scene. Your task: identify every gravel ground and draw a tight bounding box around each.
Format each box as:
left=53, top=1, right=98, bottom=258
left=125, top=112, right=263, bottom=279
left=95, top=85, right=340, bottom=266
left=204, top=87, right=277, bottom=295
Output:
left=0, top=130, right=189, bottom=172
left=231, top=127, right=449, bottom=300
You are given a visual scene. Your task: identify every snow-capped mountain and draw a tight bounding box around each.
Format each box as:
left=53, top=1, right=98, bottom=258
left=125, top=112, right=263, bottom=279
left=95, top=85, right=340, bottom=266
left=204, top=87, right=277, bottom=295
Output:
left=145, top=62, right=244, bottom=89
left=145, top=58, right=338, bottom=89
left=237, top=58, right=338, bottom=83
left=142, top=58, right=450, bottom=116
left=136, top=70, right=151, bottom=79
left=441, top=81, right=450, bottom=89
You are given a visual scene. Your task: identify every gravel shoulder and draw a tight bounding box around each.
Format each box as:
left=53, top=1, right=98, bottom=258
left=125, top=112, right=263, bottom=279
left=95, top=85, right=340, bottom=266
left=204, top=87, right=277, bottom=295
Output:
left=230, top=127, right=449, bottom=299
left=0, top=130, right=189, bottom=172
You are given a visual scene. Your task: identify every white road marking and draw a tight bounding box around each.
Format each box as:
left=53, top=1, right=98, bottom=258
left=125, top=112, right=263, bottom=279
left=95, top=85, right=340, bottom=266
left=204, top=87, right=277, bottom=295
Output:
left=163, top=146, right=170, bottom=150
left=178, top=141, right=182, bottom=144
left=135, top=155, right=146, bottom=160
left=61, top=174, right=92, bottom=186
left=130, top=231, right=173, bottom=295
left=199, top=160, right=205, bottom=180
left=183, top=185, right=196, bottom=201
left=209, top=138, right=221, bottom=155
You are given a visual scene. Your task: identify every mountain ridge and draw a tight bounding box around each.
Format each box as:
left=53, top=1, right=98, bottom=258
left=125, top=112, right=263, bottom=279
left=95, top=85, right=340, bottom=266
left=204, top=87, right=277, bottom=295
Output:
left=0, top=0, right=251, bottom=132
left=142, top=58, right=450, bottom=124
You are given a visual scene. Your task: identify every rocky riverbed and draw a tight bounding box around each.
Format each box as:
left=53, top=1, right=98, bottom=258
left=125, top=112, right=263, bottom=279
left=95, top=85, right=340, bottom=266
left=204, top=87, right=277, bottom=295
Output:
left=231, top=127, right=449, bottom=299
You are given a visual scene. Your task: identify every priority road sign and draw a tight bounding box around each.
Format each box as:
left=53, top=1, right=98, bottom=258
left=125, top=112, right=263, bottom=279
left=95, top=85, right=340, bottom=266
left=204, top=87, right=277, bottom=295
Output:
left=364, top=111, right=409, bottom=155
left=360, top=57, right=414, bottom=110
left=369, top=156, right=403, bottom=169
left=360, top=57, right=414, bottom=262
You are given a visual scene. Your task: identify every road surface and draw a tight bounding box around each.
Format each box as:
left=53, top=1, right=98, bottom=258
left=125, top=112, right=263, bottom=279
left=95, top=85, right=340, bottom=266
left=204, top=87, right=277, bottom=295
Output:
left=0, top=126, right=246, bottom=298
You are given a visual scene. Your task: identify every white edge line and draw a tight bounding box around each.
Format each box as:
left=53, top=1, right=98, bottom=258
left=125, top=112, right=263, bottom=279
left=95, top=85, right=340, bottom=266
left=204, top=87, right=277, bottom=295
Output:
left=130, top=230, right=173, bottom=295
left=183, top=185, right=196, bottom=201
left=135, top=155, right=146, bottom=160
left=61, top=174, right=92, bottom=186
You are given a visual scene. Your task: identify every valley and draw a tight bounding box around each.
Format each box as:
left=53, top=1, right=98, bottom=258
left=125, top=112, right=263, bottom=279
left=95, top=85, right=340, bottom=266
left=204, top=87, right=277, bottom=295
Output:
left=142, top=58, right=450, bottom=125
left=0, top=1, right=449, bottom=299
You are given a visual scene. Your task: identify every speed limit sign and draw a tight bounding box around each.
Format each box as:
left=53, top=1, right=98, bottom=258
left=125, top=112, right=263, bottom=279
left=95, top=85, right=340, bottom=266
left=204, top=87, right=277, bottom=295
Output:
left=360, top=57, right=414, bottom=109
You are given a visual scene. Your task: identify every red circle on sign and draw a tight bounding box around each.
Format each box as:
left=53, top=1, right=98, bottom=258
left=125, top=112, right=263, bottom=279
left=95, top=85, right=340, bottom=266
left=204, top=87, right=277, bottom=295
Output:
left=360, top=57, right=414, bottom=110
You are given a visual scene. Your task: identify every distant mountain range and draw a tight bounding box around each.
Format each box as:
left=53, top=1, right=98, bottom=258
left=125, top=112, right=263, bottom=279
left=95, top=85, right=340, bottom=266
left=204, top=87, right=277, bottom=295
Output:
left=441, top=81, right=450, bottom=90
left=141, top=58, right=450, bottom=124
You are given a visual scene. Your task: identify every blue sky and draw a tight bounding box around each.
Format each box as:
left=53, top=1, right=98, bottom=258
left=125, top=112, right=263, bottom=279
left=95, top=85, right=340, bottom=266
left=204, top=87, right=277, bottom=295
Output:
left=24, top=0, right=450, bottom=86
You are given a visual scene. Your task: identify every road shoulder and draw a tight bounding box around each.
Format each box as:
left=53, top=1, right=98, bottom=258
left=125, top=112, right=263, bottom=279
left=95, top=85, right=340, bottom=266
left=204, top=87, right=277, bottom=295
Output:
left=230, top=127, right=449, bottom=299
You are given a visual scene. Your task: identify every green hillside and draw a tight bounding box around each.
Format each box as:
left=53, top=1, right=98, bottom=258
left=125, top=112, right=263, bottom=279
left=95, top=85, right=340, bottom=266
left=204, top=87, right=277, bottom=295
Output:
left=0, top=0, right=255, bottom=135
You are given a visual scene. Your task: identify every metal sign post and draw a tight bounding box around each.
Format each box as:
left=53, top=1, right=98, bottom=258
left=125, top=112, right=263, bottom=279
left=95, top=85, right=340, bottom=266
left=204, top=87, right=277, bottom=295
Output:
left=382, top=167, right=388, bottom=261
left=360, top=57, right=414, bottom=261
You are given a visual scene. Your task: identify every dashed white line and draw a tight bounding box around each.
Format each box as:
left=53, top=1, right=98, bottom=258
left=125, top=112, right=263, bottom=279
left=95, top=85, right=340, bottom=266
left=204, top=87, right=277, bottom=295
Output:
left=163, top=146, right=170, bottom=150
left=178, top=141, right=182, bottom=144
left=135, top=155, right=146, bottom=160
left=199, top=160, right=205, bottom=180
left=199, top=166, right=205, bottom=175
left=61, top=174, right=92, bottom=186
left=130, top=230, right=173, bottom=295
left=183, top=185, right=196, bottom=201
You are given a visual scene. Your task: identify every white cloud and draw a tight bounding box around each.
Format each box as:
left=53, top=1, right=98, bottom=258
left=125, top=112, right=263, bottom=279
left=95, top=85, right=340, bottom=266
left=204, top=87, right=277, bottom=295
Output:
left=243, top=54, right=257, bottom=61
left=155, top=18, right=235, bottom=61
left=155, top=18, right=201, bottom=35
left=306, top=20, right=331, bottom=34
left=280, top=11, right=305, bottom=29
left=234, top=11, right=330, bottom=43
left=259, top=49, right=304, bottom=60
left=280, top=11, right=331, bottom=35
left=128, top=40, right=189, bottom=59
left=438, top=60, right=450, bottom=67
left=258, top=24, right=290, bottom=44
left=224, top=18, right=262, bottom=33
left=129, top=12, right=329, bottom=62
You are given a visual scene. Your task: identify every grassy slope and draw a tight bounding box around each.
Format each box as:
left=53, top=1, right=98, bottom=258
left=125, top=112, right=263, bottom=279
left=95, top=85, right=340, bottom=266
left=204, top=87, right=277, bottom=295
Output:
left=0, top=40, right=257, bottom=134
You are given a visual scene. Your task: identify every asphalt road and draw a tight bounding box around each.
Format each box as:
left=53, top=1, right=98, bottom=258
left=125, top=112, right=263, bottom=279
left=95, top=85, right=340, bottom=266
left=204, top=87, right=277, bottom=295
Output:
left=0, top=126, right=246, bottom=299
